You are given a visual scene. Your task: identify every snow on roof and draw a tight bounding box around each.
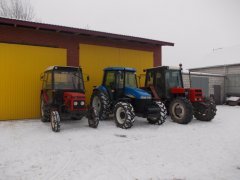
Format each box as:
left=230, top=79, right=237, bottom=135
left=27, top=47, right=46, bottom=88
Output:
left=182, top=71, right=225, bottom=77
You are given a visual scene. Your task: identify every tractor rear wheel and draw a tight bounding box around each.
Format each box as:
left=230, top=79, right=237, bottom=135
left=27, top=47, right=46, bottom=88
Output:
left=193, top=98, right=217, bottom=121
left=88, top=108, right=99, bottom=128
left=90, top=91, right=110, bottom=120
left=50, top=110, right=60, bottom=132
left=40, top=97, right=50, bottom=122
left=114, top=102, right=135, bottom=129
left=169, top=97, right=193, bottom=124
left=147, top=101, right=167, bottom=125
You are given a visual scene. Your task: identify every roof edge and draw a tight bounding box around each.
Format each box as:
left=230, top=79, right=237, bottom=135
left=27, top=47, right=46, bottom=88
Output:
left=0, top=17, right=174, bottom=47
left=189, top=63, right=240, bottom=70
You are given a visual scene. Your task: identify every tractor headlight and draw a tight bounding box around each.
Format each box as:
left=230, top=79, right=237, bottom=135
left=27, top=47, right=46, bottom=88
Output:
left=80, top=101, right=85, bottom=106
left=74, top=101, right=78, bottom=106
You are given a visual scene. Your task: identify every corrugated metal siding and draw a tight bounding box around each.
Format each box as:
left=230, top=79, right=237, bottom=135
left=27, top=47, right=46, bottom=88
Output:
left=0, top=43, right=66, bottom=120
left=79, top=44, right=153, bottom=102
left=182, top=73, right=225, bottom=103
left=226, top=74, right=240, bottom=96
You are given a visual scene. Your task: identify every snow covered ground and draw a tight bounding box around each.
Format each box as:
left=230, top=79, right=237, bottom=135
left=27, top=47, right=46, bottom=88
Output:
left=0, top=105, right=240, bottom=180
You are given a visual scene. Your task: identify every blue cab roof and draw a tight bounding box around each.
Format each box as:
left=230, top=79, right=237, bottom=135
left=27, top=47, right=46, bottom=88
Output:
left=104, top=67, right=136, bottom=72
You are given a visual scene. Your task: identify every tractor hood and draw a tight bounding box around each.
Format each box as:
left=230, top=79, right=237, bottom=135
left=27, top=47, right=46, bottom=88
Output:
left=124, top=87, right=152, bottom=99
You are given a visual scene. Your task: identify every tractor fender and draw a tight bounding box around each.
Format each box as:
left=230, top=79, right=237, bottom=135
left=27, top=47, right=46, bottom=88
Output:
left=93, top=85, right=108, bottom=94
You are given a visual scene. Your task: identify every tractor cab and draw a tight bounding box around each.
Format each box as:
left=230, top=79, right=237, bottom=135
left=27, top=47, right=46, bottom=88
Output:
left=102, top=67, right=149, bottom=101
left=41, top=66, right=86, bottom=111
left=40, top=66, right=98, bottom=132
left=145, top=66, right=184, bottom=99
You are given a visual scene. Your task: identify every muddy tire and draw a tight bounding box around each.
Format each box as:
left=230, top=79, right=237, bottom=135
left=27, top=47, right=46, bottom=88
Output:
left=169, top=97, right=193, bottom=124
left=50, top=110, right=60, bottom=132
left=40, top=96, right=50, bottom=122
left=90, top=91, right=110, bottom=120
left=193, top=98, right=217, bottom=121
left=114, top=102, right=135, bottom=129
left=147, top=101, right=167, bottom=125
left=88, top=108, right=99, bottom=128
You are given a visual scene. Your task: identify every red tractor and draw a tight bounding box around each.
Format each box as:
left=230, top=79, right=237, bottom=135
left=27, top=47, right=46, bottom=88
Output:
left=143, top=65, right=217, bottom=124
left=40, top=66, right=99, bottom=132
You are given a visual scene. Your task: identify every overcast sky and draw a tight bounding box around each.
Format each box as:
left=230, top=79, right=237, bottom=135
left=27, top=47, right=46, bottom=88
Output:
left=29, top=0, right=240, bottom=69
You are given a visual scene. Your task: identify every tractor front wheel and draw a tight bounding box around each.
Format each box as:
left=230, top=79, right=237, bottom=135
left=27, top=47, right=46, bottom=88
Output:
left=147, top=101, right=167, bottom=125
left=114, top=102, right=135, bottom=129
left=88, top=108, right=99, bottom=128
left=50, top=110, right=60, bottom=132
left=193, top=98, right=217, bottom=121
left=90, top=91, right=110, bottom=120
left=169, top=97, right=193, bottom=124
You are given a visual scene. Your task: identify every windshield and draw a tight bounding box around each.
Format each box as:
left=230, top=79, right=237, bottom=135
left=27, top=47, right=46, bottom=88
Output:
left=125, top=71, right=137, bottom=88
left=54, top=70, right=84, bottom=90
left=165, top=70, right=182, bottom=88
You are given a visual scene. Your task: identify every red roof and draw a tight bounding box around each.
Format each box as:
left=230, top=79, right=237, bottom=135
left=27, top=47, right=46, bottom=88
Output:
left=0, top=17, right=174, bottom=47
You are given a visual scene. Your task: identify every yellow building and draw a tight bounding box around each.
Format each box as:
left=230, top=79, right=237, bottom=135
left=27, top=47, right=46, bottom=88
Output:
left=0, top=17, right=174, bottom=120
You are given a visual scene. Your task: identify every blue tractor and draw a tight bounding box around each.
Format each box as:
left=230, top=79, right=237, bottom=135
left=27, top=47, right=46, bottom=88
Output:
left=90, top=67, right=167, bottom=129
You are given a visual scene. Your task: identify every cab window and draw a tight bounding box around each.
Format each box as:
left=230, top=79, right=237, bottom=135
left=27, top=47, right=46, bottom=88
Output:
left=43, top=72, right=52, bottom=89
left=105, top=71, right=115, bottom=89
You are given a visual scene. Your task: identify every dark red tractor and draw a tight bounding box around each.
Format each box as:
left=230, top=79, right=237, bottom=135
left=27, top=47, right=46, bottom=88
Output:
left=143, top=65, right=217, bottom=124
left=40, top=66, right=99, bottom=132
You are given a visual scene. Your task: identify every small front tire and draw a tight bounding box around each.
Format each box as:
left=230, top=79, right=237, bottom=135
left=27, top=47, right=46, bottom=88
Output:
left=50, top=110, right=60, bottom=132
left=114, top=102, right=135, bottom=129
left=193, top=98, right=217, bottom=121
left=88, top=108, right=99, bottom=128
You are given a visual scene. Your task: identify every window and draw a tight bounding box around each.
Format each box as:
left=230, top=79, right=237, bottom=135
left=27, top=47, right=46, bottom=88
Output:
left=54, top=71, right=84, bottom=90
left=105, top=71, right=115, bottom=89
left=165, top=70, right=182, bottom=88
left=43, top=72, right=52, bottom=89
left=146, top=71, right=154, bottom=86
left=125, top=72, right=137, bottom=88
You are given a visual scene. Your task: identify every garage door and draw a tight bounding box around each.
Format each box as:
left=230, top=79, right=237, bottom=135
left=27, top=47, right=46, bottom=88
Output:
left=0, top=43, right=66, bottom=120
left=79, top=44, right=153, bottom=102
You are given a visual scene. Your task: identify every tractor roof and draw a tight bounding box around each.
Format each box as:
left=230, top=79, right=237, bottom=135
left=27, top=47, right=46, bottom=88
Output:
left=45, top=66, right=81, bottom=71
left=104, top=67, right=136, bottom=72
left=144, top=66, right=181, bottom=72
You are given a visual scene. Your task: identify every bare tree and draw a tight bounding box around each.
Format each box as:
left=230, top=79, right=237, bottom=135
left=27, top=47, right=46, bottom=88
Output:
left=0, top=0, right=35, bottom=21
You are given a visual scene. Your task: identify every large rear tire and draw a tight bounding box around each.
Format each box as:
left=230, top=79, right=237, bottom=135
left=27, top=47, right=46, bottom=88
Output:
left=50, top=110, right=60, bottom=132
left=90, top=91, right=110, bottom=120
left=169, top=97, right=193, bottom=124
left=40, top=96, right=50, bottom=122
left=114, top=102, right=135, bottom=129
left=193, top=98, right=217, bottom=121
left=147, top=101, right=167, bottom=125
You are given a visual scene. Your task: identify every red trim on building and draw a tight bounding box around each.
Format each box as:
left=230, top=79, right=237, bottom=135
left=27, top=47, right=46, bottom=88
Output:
left=0, top=17, right=174, bottom=67
left=153, top=46, right=162, bottom=66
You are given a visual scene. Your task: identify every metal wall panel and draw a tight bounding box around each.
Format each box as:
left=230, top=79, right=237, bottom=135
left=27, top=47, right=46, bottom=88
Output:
left=0, top=43, right=66, bottom=120
left=79, top=44, right=153, bottom=102
left=191, top=76, right=209, bottom=97
left=226, top=74, right=240, bottom=96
